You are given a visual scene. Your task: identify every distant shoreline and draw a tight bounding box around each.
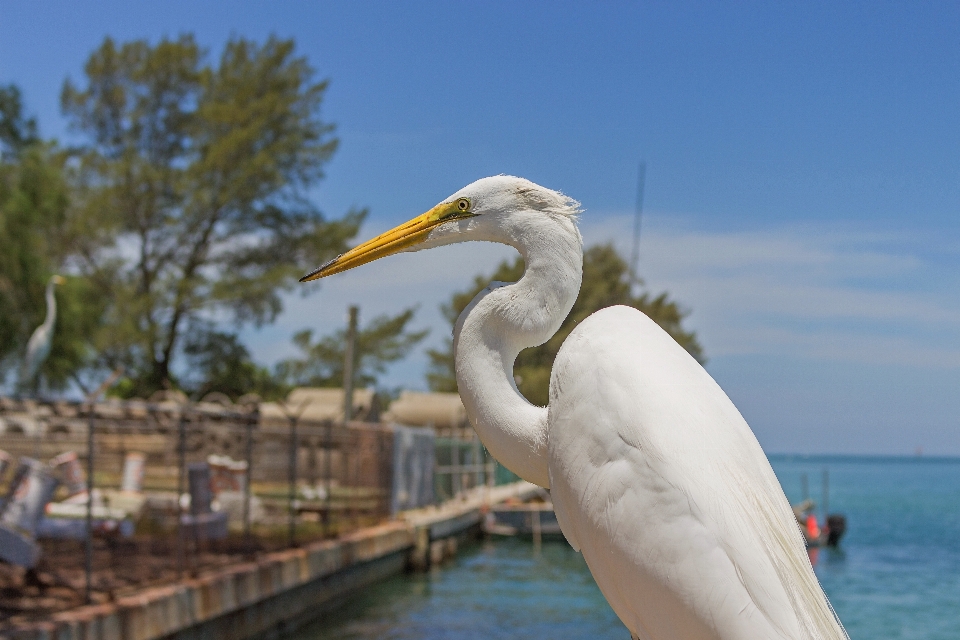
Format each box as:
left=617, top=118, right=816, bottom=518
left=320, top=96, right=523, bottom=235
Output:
left=767, top=452, right=960, bottom=464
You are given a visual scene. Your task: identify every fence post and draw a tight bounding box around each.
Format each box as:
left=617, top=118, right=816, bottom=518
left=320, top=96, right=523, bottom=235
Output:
left=84, top=404, right=95, bottom=604
left=451, top=435, right=460, bottom=498
left=176, top=410, right=187, bottom=576
left=288, top=413, right=298, bottom=548
left=486, top=449, right=496, bottom=488
left=352, top=428, right=361, bottom=531
left=377, top=426, right=385, bottom=520
left=324, top=420, right=332, bottom=537
left=80, top=367, right=123, bottom=601
left=471, top=434, right=482, bottom=491
left=244, top=412, right=254, bottom=540
left=280, top=398, right=312, bottom=548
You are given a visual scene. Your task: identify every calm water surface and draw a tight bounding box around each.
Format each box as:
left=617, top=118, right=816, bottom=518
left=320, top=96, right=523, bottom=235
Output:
left=292, top=456, right=960, bottom=639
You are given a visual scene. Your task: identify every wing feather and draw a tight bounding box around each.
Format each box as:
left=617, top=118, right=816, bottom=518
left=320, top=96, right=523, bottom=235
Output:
left=548, top=306, right=847, bottom=640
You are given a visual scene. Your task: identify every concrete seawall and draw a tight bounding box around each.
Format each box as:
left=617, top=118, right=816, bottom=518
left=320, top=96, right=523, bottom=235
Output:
left=3, top=482, right=541, bottom=640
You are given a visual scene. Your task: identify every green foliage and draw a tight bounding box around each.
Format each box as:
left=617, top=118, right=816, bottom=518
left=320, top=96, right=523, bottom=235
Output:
left=277, top=307, right=428, bottom=389
left=0, top=85, right=39, bottom=158
left=181, top=329, right=289, bottom=401
left=61, top=35, right=363, bottom=394
left=427, top=244, right=705, bottom=405
left=0, top=87, right=99, bottom=389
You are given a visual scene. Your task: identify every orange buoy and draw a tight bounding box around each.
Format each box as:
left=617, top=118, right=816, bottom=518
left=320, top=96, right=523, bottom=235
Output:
left=806, top=513, right=821, bottom=539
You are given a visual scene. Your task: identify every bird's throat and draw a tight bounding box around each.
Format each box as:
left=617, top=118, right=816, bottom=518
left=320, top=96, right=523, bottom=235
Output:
left=453, top=213, right=582, bottom=488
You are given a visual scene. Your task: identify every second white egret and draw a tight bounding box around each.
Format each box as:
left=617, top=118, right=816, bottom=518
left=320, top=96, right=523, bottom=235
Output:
left=20, top=274, right=65, bottom=394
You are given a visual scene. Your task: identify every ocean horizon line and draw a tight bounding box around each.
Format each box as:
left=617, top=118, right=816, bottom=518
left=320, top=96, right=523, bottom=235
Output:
left=767, top=452, right=960, bottom=463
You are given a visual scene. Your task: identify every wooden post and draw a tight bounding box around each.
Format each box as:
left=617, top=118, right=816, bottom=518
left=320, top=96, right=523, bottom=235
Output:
left=822, top=468, right=830, bottom=522
left=343, top=306, right=359, bottom=424
left=532, top=505, right=542, bottom=553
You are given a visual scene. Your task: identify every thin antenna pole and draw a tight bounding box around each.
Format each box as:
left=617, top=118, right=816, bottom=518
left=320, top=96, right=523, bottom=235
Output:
left=629, top=161, right=647, bottom=288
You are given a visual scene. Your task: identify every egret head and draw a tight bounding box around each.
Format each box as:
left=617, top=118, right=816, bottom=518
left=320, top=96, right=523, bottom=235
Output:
left=300, top=176, right=579, bottom=281
left=51, top=275, right=65, bottom=286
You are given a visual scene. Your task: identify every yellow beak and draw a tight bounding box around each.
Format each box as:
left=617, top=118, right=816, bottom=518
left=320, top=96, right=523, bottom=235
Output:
left=300, top=200, right=474, bottom=282
left=52, top=275, right=66, bottom=285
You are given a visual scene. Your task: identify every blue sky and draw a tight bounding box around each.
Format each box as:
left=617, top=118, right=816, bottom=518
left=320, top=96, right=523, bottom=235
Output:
left=3, top=2, right=959, bottom=454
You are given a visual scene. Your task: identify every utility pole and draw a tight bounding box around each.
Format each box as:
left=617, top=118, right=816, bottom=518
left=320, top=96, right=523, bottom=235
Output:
left=629, top=161, right=647, bottom=294
left=343, top=306, right=359, bottom=424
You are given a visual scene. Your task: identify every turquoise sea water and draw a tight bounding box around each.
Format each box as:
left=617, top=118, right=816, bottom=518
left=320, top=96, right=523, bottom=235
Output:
left=775, top=456, right=960, bottom=639
left=291, top=456, right=960, bottom=639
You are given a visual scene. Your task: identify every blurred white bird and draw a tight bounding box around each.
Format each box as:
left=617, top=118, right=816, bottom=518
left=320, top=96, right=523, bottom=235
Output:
left=20, top=274, right=65, bottom=395
left=301, top=177, right=847, bottom=639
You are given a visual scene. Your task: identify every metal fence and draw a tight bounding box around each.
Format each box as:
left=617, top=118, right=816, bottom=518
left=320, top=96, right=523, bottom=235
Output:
left=0, top=396, right=522, bottom=624
left=430, top=426, right=519, bottom=501
left=0, top=397, right=398, bottom=612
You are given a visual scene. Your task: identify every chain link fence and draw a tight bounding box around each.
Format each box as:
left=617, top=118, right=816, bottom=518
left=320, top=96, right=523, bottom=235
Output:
left=0, top=397, right=403, bottom=622
left=0, top=395, right=522, bottom=627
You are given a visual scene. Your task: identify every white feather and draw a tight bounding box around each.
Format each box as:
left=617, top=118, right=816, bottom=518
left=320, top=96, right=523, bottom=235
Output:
left=549, top=306, right=845, bottom=639
left=332, top=176, right=848, bottom=639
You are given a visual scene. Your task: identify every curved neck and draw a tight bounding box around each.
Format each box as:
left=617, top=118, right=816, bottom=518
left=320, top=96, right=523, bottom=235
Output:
left=454, top=212, right=582, bottom=488
left=42, top=281, right=57, bottom=330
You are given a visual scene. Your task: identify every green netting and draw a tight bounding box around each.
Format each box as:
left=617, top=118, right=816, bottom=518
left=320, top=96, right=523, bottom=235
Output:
left=432, top=437, right=518, bottom=502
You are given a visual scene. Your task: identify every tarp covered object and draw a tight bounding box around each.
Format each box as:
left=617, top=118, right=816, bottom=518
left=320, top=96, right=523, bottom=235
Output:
left=391, top=425, right=434, bottom=515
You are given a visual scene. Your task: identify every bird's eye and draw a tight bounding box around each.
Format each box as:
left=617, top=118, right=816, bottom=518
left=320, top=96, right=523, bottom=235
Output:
left=456, top=198, right=471, bottom=212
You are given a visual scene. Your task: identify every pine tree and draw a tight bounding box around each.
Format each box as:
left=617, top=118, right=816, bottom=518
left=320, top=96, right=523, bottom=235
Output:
left=427, top=244, right=704, bottom=405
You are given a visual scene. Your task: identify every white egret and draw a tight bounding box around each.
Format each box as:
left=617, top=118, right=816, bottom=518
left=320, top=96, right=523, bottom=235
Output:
left=301, top=177, right=847, bottom=639
left=20, top=274, right=65, bottom=394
